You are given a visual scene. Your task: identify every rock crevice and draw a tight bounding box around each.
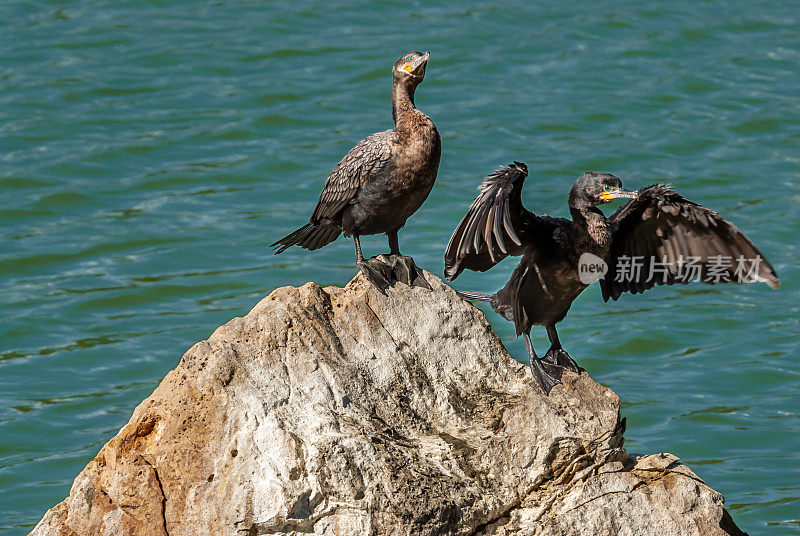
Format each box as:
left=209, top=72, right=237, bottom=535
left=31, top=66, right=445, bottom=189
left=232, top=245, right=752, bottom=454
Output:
left=30, top=272, right=746, bottom=536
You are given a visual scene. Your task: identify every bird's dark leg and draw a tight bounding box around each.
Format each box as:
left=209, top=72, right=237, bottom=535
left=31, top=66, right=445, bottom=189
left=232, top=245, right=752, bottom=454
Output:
left=387, top=230, right=401, bottom=256
left=356, top=233, right=430, bottom=292
left=524, top=331, right=562, bottom=395
left=354, top=235, right=364, bottom=263
left=385, top=229, right=428, bottom=288
left=543, top=325, right=580, bottom=372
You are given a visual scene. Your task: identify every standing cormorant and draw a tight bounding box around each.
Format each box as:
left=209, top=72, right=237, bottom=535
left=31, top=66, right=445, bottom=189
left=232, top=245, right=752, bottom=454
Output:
left=444, top=162, right=779, bottom=394
left=271, top=51, right=440, bottom=291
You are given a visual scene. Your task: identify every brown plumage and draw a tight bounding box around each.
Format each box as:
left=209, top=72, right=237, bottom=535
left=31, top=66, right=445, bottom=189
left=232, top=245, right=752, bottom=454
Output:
left=445, top=163, right=779, bottom=394
left=271, top=51, right=440, bottom=291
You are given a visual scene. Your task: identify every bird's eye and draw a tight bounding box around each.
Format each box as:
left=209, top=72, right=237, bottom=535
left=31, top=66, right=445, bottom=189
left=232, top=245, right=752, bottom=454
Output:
left=406, top=55, right=414, bottom=61
left=603, top=186, right=611, bottom=192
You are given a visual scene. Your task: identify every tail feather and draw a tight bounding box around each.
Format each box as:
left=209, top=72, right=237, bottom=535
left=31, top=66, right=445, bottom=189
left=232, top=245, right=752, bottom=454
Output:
left=456, top=290, right=493, bottom=302
left=270, top=223, right=341, bottom=254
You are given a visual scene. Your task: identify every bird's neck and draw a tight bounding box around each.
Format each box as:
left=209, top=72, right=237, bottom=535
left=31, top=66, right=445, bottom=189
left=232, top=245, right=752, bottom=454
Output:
left=392, top=78, right=417, bottom=125
left=571, top=206, right=611, bottom=245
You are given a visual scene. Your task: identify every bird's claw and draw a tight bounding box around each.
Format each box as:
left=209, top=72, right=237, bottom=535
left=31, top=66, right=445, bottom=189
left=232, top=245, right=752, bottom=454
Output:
left=530, top=358, right=563, bottom=395
left=358, top=254, right=430, bottom=293
left=543, top=348, right=580, bottom=372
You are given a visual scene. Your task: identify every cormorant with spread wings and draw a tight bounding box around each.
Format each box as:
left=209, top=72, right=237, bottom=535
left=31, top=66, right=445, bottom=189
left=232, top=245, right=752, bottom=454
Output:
left=444, top=162, right=779, bottom=394
left=271, top=52, right=440, bottom=291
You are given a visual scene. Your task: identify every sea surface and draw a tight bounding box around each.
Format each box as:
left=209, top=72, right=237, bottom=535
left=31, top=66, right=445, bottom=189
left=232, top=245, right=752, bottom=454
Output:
left=1, top=1, right=798, bottom=533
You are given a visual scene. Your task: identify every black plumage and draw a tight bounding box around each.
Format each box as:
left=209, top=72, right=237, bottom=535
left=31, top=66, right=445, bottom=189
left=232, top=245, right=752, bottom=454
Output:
left=272, top=52, right=441, bottom=290
left=600, top=185, right=777, bottom=300
left=445, top=162, right=779, bottom=394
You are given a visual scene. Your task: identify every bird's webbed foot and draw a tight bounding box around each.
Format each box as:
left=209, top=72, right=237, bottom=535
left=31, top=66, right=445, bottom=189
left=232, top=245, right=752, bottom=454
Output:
left=530, top=358, right=563, bottom=395
left=543, top=347, right=580, bottom=372
left=357, top=254, right=431, bottom=293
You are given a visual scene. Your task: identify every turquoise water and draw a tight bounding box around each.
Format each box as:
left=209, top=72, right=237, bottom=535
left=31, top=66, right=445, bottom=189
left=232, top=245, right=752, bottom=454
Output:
left=1, top=1, right=798, bottom=533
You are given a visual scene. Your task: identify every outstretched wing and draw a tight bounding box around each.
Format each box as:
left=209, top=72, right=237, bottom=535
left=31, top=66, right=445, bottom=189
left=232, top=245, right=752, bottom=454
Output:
left=311, top=130, right=395, bottom=223
left=601, top=184, right=779, bottom=301
left=444, top=162, right=553, bottom=280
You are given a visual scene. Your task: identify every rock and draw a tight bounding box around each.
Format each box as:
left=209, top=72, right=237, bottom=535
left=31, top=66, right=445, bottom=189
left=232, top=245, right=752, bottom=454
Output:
left=30, top=272, right=747, bottom=536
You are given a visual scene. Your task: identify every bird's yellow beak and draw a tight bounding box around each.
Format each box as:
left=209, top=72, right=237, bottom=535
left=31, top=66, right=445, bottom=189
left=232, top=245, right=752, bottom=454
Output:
left=601, top=187, right=637, bottom=201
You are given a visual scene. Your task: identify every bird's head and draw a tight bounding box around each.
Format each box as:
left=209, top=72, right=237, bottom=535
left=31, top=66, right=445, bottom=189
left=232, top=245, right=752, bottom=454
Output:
left=393, top=51, right=429, bottom=85
left=570, top=172, right=637, bottom=208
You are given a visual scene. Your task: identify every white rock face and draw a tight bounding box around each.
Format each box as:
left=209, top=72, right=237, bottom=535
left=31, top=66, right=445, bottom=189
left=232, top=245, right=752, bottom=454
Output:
left=30, top=272, right=747, bottom=536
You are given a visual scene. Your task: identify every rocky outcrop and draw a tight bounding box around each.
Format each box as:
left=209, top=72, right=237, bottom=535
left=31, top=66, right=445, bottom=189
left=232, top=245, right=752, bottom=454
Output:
left=30, top=272, right=746, bottom=536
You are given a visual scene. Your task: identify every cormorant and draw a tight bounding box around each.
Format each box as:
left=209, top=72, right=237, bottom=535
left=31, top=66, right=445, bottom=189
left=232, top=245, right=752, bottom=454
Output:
left=271, top=51, right=441, bottom=291
left=444, top=162, right=779, bottom=394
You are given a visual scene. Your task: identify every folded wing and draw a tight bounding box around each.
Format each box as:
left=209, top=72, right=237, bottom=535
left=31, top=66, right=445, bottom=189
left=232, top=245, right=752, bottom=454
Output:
left=601, top=184, right=779, bottom=301
left=311, top=130, right=395, bottom=224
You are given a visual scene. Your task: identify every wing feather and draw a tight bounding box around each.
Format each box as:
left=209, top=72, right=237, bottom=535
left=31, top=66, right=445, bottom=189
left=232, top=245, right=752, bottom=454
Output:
left=601, top=184, right=779, bottom=301
left=444, top=162, right=554, bottom=280
left=310, top=130, right=395, bottom=223
left=471, top=202, right=487, bottom=253
left=502, top=196, right=523, bottom=246
left=492, top=202, right=507, bottom=255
